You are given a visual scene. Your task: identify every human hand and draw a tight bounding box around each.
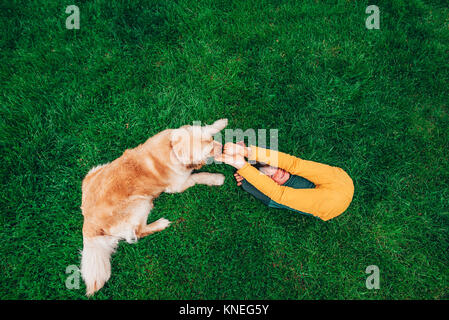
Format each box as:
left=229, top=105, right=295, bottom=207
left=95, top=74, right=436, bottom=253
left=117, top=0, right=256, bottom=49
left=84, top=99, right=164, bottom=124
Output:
left=233, top=173, right=244, bottom=186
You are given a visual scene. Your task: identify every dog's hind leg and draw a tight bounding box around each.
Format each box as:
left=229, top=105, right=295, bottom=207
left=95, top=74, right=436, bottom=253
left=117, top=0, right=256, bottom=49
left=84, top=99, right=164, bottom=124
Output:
left=109, top=196, right=166, bottom=243
left=136, top=218, right=171, bottom=238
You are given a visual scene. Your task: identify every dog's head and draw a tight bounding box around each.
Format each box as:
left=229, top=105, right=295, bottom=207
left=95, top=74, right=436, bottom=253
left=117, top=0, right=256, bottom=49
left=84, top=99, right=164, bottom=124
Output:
left=170, top=119, right=227, bottom=170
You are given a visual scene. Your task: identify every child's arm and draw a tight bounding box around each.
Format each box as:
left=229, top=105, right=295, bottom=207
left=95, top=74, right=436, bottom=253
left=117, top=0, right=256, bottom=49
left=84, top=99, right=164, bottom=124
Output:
left=240, top=179, right=272, bottom=205
left=219, top=144, right=354, bottom=220
left=248, top=146, right=350, bottom=188
left=247, top=146, right=354, bottom=201
left=236, top=163, right=351, bottom=221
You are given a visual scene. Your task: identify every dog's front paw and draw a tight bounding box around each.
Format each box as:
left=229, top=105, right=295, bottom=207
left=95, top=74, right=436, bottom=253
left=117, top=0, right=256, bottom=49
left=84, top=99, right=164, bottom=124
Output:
left=211, top=173, right=225, bottom=186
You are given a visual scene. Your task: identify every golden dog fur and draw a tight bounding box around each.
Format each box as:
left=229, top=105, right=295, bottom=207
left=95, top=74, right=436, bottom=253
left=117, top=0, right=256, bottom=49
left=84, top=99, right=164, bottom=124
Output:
left=80, top=119, right=227, bottom=295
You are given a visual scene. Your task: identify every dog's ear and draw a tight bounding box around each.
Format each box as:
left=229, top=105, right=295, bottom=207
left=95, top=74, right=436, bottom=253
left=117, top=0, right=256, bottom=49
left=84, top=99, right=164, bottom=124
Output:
left=186, top=162, right=204, bottom=170
left=170, top=129, right=190, bottom=164
left=203, top=118, right=228, bottom=136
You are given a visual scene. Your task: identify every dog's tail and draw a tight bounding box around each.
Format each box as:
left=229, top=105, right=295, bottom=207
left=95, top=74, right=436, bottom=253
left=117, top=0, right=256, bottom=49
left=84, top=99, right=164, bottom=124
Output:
left=80, top=236, right=118, bottom=296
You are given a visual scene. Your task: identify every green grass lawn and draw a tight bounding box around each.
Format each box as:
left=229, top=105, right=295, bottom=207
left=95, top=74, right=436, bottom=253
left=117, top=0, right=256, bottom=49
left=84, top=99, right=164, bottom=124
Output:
left=1, top=0, right=448, bottom=299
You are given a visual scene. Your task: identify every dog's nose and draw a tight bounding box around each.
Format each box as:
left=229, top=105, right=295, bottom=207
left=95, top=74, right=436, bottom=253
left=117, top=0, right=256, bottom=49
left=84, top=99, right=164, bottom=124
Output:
left=212, top=141, right=223, bottom=155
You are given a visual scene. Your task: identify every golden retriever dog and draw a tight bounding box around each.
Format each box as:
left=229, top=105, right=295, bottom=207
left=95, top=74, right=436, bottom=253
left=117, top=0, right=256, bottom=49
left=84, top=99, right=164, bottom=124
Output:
left=80, top=119, right=227, bottom=296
